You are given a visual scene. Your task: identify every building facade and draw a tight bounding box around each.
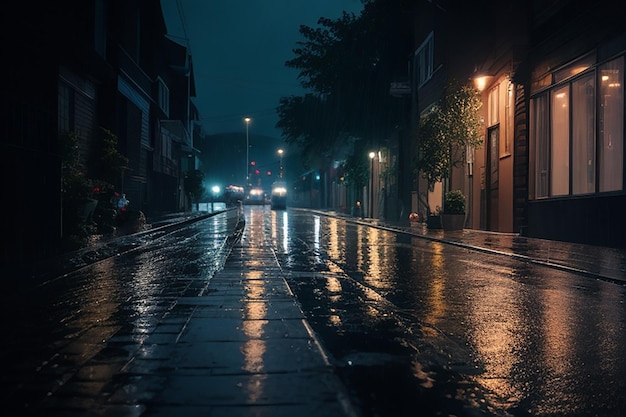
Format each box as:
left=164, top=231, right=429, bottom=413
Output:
left=520, top=1, right=625, bottom=247
left=2, top=0, right=197, bottom=266
left=409, top=0, right=625, bottom=248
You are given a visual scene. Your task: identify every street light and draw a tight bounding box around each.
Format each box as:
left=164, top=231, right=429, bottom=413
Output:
left=244, top=117, right=251, bottom=187
left=211, top=185, right=220, bottom=212
left=369, top=151, right=376, bottom=218
left=277, top=148, right=284, bottom=178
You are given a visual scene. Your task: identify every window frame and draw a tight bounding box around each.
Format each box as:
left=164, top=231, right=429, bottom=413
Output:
left=529, top=54, right=624, bottom=200
left=415, top=32, right=434, bottom=87
left=157, top=77, right=170, bottom=116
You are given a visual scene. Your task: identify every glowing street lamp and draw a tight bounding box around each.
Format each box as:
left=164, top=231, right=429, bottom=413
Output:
left=277, top=148, right=284, bottom=178
left=210, top=185, right=220, bottom=212
left=369, top=151, right=376, bottom=218
left=244, top=117, right=251, bottom=187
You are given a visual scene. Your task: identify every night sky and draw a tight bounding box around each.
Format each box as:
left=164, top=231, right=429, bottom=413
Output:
left=160, top=0, right=364, bottom=140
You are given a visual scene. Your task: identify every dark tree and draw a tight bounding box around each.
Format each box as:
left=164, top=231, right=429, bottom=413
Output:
left=278, top=0, right=413, bottom=162
left=184, top=169, right=205, bottom=210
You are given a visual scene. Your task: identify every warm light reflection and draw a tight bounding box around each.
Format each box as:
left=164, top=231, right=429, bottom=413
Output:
left=77, top=258, right=125, bottom=350
left=363, top=227, right=393, bottom=292
left=270, top=209, right=289, bottom=253
left=366, top=227, right=382, bottom=286
left=126, top=252, right=167, bottom=340
left=327, top=218, right=340, bottom=261
left=282, top=211, right=289, bottom=251
left=325, top=275, right=342, bottom=293
left=567, top=65, right=590, bottom=79
left=313, top=215, right=321, bottom=251
left=468, top=285, right=520, bottom=400
left=542, top=287, right=574, bottom=386
left=357, top=224, right=364, bottom=272
left=240, top=225, right=269, bottom=404
left=242, top=339, right=266, bottom=373
left=421, top=241, right=447, bottom=329
left=325, top=275, right=343, bottom=326
left=271, top=210, right=278, bottom=244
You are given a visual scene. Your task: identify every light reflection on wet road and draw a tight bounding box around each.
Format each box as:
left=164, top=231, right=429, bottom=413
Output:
left=269, top=208, right=626, bottom=416
left=3, top=206, right=625, bottom=416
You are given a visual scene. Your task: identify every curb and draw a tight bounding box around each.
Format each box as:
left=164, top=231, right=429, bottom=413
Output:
left=19, top=209, right=243, bottom=287
left=299, top=208, right=626, bottom=286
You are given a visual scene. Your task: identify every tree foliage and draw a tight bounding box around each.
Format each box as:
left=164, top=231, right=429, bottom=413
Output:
left=416, top=82, right=483, bottom=187
left=88, top=128, right=128, bottom=188
left=184, top=169, right=205, bottom=205
left=277, top=0, right=413, bottom=170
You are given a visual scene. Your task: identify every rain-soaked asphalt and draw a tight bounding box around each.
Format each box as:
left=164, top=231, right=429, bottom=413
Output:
left=3, top=206, right=626, bottom=416
left=270, top=208, right=626, bottom=417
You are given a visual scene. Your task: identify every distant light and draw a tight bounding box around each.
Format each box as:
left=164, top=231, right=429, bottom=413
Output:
left=369, top=151, right=375, bottom=159
left=212, top=185, right=220, bottom=194
left=315, top=174, right=320, bottom=180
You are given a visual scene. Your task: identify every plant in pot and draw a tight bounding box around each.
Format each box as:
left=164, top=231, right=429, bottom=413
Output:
left=441, top=189, right=466, bottom=230
left=413, top=81, right=482, bottom=228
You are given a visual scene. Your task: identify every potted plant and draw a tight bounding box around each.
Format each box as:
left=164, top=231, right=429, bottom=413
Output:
left=441, top=189, right=466, bottom=230
left=413, top=81, right=482, bottom=228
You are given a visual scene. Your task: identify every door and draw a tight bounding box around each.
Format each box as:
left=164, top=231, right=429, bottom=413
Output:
left=487, top=125, right=499, bottom=230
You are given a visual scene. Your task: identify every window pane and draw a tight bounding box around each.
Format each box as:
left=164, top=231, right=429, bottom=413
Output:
left=599, top=57, right=624, bottom=192
left=572, top=74, right=596, bottom=195
left=551, top=86, right=570, bottom=196
left=531, top=94, right=549, bottom=198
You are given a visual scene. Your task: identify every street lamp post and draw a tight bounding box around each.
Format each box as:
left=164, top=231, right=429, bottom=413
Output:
left=369, top=151, right=376, bottom=218
left=244, top=117, right=251, bottom=187
left=277, top=148, right=284, bottom=178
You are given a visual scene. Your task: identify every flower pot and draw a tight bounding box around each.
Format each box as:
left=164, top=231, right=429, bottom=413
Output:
left=441, top=213, right=465, bottom=231
left=426, top=215, right=442, bottom=229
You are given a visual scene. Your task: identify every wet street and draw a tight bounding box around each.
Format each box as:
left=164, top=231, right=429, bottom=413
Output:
left=3, top=206, right=626, bottom=416
left=269, top=208, right=626, bottom=417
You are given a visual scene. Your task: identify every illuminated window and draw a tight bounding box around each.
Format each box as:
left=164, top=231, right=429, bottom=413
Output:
left=551, top=85, right=570, bottom=196
left=530, top=55, right=624, bottom=199
left=572, top=74, right=595, bottom=195
left=599, top=58, right=624, bottom=192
